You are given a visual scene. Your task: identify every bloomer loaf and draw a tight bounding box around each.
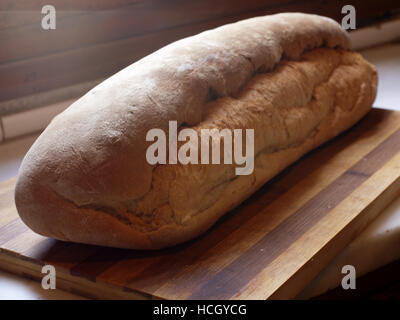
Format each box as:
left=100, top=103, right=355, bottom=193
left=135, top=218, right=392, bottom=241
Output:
left=15, top=13, right=377, bottom=249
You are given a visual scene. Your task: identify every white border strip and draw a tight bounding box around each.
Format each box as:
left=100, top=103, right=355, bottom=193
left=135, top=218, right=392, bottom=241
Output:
left=0, top=78, right=103, bottom=117
left=2, top=99, right=75, bottom=140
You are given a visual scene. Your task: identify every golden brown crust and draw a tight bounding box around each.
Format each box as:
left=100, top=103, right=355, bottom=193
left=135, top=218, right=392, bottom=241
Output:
left=14, top=13, right=377, bottom=249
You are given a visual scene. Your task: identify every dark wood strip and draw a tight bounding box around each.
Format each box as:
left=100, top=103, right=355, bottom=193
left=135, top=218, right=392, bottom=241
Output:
left=0, top=219, right=29, bottom=246
left=22, top=238, right=100, bottom=268
left=69, top=247, right=130, bottom=282
left=189, top=127, right=400, bottom=299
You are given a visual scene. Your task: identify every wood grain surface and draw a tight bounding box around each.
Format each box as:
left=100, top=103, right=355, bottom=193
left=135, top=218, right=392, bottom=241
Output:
left=0, top=108, right=399, bottom=300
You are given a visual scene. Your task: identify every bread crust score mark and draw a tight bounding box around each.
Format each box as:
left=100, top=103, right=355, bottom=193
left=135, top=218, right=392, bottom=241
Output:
left=14, top=13, right=377, bottom=249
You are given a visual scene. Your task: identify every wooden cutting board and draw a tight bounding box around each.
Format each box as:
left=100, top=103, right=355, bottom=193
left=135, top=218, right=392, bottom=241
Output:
left=0, top=108, right=400, bottom=300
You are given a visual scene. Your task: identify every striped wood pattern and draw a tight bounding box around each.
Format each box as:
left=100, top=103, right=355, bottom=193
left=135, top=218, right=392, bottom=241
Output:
left=0, top=108, right=399, bottom=300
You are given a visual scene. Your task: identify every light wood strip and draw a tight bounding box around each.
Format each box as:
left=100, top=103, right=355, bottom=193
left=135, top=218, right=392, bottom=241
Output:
left=0, top=177, right=17, bottom=226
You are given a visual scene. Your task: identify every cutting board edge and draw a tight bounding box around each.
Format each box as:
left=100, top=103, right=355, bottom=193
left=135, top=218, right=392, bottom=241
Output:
left=0, top=250, right=155, bottom=300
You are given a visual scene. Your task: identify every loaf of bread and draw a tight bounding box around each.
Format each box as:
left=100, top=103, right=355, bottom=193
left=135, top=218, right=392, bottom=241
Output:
left=15, top=13, right=377, bottom=249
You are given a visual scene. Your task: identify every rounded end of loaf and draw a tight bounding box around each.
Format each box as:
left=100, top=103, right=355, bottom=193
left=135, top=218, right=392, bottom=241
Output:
left=14, top=152, right=221, bottom=249
left=14, top=170, right=219, bottom=250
